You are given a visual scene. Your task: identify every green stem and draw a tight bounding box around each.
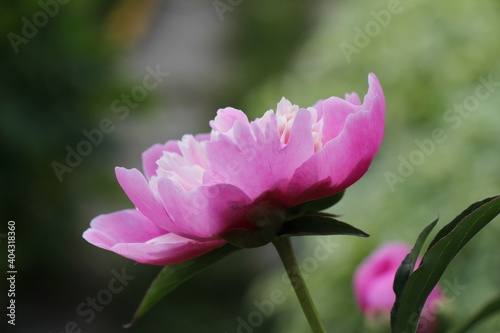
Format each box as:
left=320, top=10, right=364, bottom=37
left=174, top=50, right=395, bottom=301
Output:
left=272, top=237, right=327, bottom=333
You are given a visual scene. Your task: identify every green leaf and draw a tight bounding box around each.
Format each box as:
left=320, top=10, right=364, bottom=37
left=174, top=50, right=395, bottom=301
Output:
left=392, top=195, right=500, bottom=333
left=285, top=191, right=345, bottom=221
left=427, top=198, right=495, bottom=249
left=449, top=293, right=500, bottom=333
left=307, top=211, right=343, bottom=218
left=126, top=244, right=240, bottom=327
left=391, top=218, right=438, bottom=331
left=279, top=215, right=369, bottom=238
left=306, top=190, right=345, bottom=213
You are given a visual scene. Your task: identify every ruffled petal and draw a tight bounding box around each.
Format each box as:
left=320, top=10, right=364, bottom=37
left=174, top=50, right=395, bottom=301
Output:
left=345, top=92, right=361, bottom=105
left=205, top=109, right=315, bottom=201
left=315, top=97, right=359, bottom=144
left=194, top=133, right=211, bottom=142
left=365, top=73, right=386, bottom=115
left=209, top=107, right=249, bottom=133
left=83, top=209, right=164, bottom=248
left=142, top=140, right=181, bottom=179
left=83, top=209, right=225, bottom=265
left=157, top=178, right=254, bottom=240
left=112, top=234, right=225, bottom=265
left=177, top=135, right=209, bottom=170
left=283, top=77, right=385, bottom=206
left=115, top=167, right=171, bottom=228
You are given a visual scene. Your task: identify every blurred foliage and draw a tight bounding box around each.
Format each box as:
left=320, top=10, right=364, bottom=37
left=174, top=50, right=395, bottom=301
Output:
left=0, top=0, right=119, bottom=277
left=0, top=0, right=132, bottom=331
left=210, top=0, right=315, bottom=112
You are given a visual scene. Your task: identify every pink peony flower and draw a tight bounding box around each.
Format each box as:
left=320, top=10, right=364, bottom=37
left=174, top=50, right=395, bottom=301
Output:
left=83, top=74, right=385, bottom=265
left=353, top=242, right=443, bottom=333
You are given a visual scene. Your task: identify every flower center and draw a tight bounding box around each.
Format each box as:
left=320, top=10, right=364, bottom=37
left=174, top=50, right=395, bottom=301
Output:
left=276, top=98, right=324, bottom=151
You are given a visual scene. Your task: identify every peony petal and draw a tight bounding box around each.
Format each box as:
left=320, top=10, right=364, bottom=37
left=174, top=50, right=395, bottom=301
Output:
left=209, top=107, right=249, bottom=133
left=115, top=167, right=171, bottom=228
left=177, top=135, right=209, bottom=169
left=83, top=209, right=166, bottom=249
left=353, top=242, right=410, bottom=310
left=83, top=209, right=225, bottom=265
left=315, top=97, right=359, bottom=144
left=365, top=73, right=386, bottom=115
left=364, top=272, right=397, bottom=312
left=142, top=140, right=181, bottom=179
left=157, top=178, right=254, bottom=240
left=204, top=118, right=280, bottom=199
left=279, top=109, right=316, bottom=187
left=345, top=92, right=361, bottom=105
left=112, top=234, right=225, bottom=265
left=283, top=78, right=385, bottom=206
left=194, top=133, right=211, bottom=142
left=205, top=109, right=315, bottom=201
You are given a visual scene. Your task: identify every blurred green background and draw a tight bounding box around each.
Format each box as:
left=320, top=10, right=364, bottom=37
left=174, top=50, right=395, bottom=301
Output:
left=1, top=0, right=499, bottom=332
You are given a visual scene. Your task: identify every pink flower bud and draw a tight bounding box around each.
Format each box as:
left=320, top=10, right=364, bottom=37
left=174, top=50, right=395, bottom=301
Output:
left=354, top=242, right=442, bottom=333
